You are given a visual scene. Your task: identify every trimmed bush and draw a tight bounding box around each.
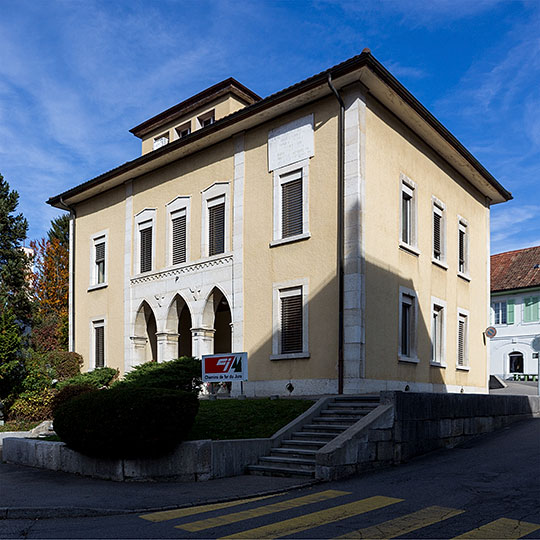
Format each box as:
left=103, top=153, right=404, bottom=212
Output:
left=53, top=387, right=199, bottom=458
left=57, top=367, right=118, bottom=390
left=115, top=357, right=202, bottom=393
left=51, top=383, right=97, bottom=413
left=9, top=388, right=56, bottom=421
left=45, top=351, right=83, bottom=380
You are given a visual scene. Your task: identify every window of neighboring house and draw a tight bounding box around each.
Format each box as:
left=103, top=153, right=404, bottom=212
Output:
left=399, top=288, right=417, bottom=362
left=153, top=132, right=169, bottom=150
left=432, top=199, right=446, bottom=264
left=509, top=352, right=524, bottom=373
left=457, top=311, right=469, bottom=369
left=458, top=218, right=469, bottom=276
left=208, top=196, right=225, bottom=256
left=400, top=175, right=417, bottom=251
left=523, top=296, right=540, bottom=323
left=93, top=320, right=105, bottom=368
left=175, top=122, right=191, bottom=139
left=171, top=209, right=187, bottom=265
left=90, top=232, right=107, bottom=287
left=198, top=110, right=215, bottom=128
left=431, top=299, right=446, bottom=365
left=139, top=221, right=153, bottom=273
left=492, top=301, right=507, bottom=325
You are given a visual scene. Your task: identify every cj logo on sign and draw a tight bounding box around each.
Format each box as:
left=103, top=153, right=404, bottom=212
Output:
left=202, top=353, right=248, bottom=382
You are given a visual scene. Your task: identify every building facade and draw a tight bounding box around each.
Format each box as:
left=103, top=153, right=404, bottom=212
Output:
left=490, top=246, right=540, bottom=379
left=48, top=51, right=511, bottom=396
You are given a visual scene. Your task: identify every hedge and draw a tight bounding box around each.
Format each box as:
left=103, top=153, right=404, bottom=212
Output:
left=57, top=367, right=118, bottom=390
left=53, top=386, right=199, bottom=458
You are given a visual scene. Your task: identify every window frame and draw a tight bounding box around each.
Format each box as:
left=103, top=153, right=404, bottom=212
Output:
left=432, top=197, right=447, bottom=268
left=456, top=308, right=470, bottom=370
left=491, top=300, right=508, bottom=326
left=522, top=296, right=540, bottom=323
left=430, top=296, right=447, bottom=367
left=271, top=159, right=310, bottom=246
left=166, top=196, right=191, bottom=267
left=134, top=208, right=156, bottom=275
left=201, top=183, right=230, bottom=258
left=197, top=110, right=215, bottom=129
left=174, top=121, right=191, bottom=140
left=457, top=216, right=470, bottom=280
left=88, top=230, right=108, bottom=291
left=398, top=286, right=418, bottom=363
left=271, top=279, right=309, bottom=360
left=153, top=132, right=169, bottom=150
left=399, top=174, right=419, bottom=255
left=91, top=318, right=106, bottom=369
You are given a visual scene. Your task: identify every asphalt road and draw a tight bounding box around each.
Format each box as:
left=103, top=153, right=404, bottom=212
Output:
left=1, top=418, right=539, bottom=539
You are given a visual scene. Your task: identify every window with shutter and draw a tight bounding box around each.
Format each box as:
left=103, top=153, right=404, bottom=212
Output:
left=401, top=297, right=411, bottom=357
left=95, top=241, right=105, bottom=284
left=209, top=202, right=225, bottom=256
left=282, top=177, right=303, bottom=238
left=457, top=313, right=468, bottom=367
left=140, top=226, right=153, bottom=273
left=171, top=213, right=186, bottom=265
left=400, top=177, right=416, bottom=249
left=492, top=301, right=507, bottom=325
left=507, top=299, right=515, bottom=324
left=280, top=290, right=303, bottom=354
left=458, top=220, right=468, bottom=275
left=402, top=191, right=412, bottom=244
left=94, top=323, right=105, bottom=368
left=431, top=303, right=444, bottom=364
left=523, top=296, right=540, bottom=322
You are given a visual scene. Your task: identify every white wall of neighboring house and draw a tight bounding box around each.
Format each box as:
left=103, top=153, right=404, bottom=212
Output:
left=490, top=291, right=540, bottom=378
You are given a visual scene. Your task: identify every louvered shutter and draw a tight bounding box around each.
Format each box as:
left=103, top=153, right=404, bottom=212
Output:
left=458, top=229, right=466, bottom=272
left=209, top=202, right=225, bottom=256
left=172, top=214, right=186, bottom=265
left=95, top=241, right=105, bottom=283
left=281, top=293, right=303, bottom=354
left=507, top=299, right=515, bottom=324
left=140, top=226, right=152, bottom=273
left=457, top=317, right=466, bottom=366
left=95, top=325, right=104, bottom=368
left=433, top=212, right=442, bottom=260
left=282, top=178, right=303, bottom=238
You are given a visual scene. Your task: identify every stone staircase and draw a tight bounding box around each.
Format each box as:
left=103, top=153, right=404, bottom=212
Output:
left=248, top=395, right=380, bottom=478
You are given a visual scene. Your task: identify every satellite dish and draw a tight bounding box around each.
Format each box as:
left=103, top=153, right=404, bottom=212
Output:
left=532, top=336, right=540, bottom=352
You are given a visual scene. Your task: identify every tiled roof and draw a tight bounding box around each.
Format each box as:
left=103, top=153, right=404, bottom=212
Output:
left=491, top=245, right=540, bottom=292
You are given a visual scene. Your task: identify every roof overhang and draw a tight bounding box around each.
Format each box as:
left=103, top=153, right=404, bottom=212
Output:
left=48, top=52, right=512, bottom=209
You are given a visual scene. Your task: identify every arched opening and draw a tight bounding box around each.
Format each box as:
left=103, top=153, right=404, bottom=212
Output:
left=203, top=288, right=232, bottom=354
left=509, top=352, right=524, bottom=373
left=134, top=301, right=158, bottom=363
left=166, top=294, right=193, bottom=358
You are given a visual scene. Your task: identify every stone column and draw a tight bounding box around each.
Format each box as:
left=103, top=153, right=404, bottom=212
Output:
left=156, top=332, right=179, bottom=363
left=191, top=328, right=215, bottom=359
left=130, top=336, right=147, bottom=367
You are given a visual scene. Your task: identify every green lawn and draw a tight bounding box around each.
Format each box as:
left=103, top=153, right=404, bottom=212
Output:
left=0, top=420, right=40, bottom=433
left=186, top=398, right=314, bottom=440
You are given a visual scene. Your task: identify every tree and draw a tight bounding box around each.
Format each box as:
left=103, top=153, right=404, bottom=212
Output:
left=0, top=303, right=24, bottom=399
left=0, top=175, right=32, bottom=326
left=30, top=214, right=69, bottom=351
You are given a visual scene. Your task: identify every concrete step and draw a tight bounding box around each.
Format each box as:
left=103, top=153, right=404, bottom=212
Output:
left=259, top=456, right=315, bottom=471
left=291, top=431, right=336, bottom=441
left=312, top=416, right=358, bottom=424
left=247, top=464, right=315, bottom=478
left=282, top=439, right=329, bottom=450
left=302, top=423, right=351, bottom=432
left=324, top=406, right=377, bottom=414
left=334, top=395, right=379, bottom=401
left=270, top=448, right=317, bottom=459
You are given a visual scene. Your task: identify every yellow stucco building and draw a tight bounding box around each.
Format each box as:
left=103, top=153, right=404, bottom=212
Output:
left=48, top=51, right=511, bottom=396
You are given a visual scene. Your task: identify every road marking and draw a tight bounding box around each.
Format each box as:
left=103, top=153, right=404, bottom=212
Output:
left=337, top=505, right=464, bottom=539
left=176, top=489, right=350, bottom=532
left=220, top=496, right=403, bottom=539
left=139, top=494, right=278, bottom=522
left=453, top=517, right=540, bottom=539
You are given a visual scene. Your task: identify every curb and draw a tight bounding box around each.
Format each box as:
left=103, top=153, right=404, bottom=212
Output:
left=0, top=478, right=321, bottom=520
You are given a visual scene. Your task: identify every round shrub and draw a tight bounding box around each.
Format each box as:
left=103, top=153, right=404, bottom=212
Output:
left=53, top=387, right=199, bottom=458
left=9, top=388, right=56, bottom=421
left=45, top=351, right=83, bottom=381
left=51, top=383, right=97, bottom=414
left=116, top=357, right=202, bottom=393
left=57, top=367, right=118, bottom=390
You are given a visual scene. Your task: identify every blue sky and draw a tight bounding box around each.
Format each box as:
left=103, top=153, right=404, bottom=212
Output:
left=0, top=0, right=538, bottom=254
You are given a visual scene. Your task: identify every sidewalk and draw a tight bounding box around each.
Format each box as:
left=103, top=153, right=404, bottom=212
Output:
left=0, top=461, right=315, bottom=519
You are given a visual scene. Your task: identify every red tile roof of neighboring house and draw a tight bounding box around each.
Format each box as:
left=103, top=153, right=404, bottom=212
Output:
left=491, top=245, right=540, bottom=292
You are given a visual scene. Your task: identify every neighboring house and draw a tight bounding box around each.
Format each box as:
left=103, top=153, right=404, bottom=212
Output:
left=47, top=51, right=511, bottom=396
left=490, top=246, right=540, bottom=379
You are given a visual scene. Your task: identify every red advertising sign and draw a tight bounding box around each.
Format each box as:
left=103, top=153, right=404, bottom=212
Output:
left=202, top=352, right=248, bottom=382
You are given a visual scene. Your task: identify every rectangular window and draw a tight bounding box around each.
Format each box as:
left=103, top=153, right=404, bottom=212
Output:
left=431, top=302, right=445, bottom=364
left=95, top=241, right=105, bottom=284
left=153, top=133, right=169, bottom=150
left=457, top=312, right=468, bottom=368
left=175, top=122, right=191, bottom=139
left=90, top=232, right=107, bottom=287
left=432, top=200, right=445, bottom=262
left=171, top=210, right=186, bottom=265
left=208, top=198, right=225, bottom=256
left=93, top=321, right=105, bottom=368
left=399, top=288, right=417, bottom=361
left=140, top=223, right=153, bottom=273
left=198, top=110, right=215, bottom=128
left=281, top=171, right=303, bottom=238
left=523, top=296, right=540, bottom=322
left=458, top=219, right=469, bottom=275
left=280, top=287, right=303, bottom=354
left=492, top=301, right=507, bottom=325
left=400, top=176, right=417, bottom=249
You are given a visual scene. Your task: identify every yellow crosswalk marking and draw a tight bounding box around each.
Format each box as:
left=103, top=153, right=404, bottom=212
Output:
left=337, top=505, right=464, bottom=539
left=220, top=496, right=403, bottom=539
left=176, top=489, right=351, bottom=532
left=453, top=517, right=540, bottom=539
left=139, top=494, right=277, bottom=522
